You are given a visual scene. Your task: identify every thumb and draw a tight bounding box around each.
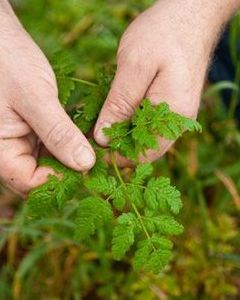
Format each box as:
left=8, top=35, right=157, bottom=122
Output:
left=94, top=51, right=157, bottom=146
left=15, top=97, right=96, bottom=171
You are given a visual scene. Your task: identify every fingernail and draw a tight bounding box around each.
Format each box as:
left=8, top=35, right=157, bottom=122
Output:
left=95, top=122, right=111, bottom=146
left=73, top=146, right=96, bottom=170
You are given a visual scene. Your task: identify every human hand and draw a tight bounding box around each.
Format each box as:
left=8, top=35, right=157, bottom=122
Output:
left=0, top=1, right=95, bottom=195
left=94, top=0, right=240, bottom=165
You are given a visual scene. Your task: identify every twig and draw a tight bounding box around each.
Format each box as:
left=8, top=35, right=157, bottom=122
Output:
left=215, top=169, right=240, bottom=210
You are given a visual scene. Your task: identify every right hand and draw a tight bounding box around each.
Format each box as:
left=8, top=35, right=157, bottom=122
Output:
left=0, top=1, right=95, bottom=195
left=94, top=0, right=239, bottom=166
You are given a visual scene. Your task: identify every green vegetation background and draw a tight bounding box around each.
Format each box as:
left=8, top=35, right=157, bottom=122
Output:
left=0, top=1, right=240, bottom=299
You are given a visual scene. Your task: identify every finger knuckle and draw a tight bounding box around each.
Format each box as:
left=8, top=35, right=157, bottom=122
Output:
left=171, top=100, right=199, bottom=119
left=19, top=181, right=32, bottom=194
left=46, top=121, right=75, bottom=148
left=3, top=175, right=30, bottom=195
left=39, top=72, right=58, bottom=96
left=117, top=45, right=147, bottom=72
left=147, top=91, right=162, bottom=102
left=107, top=91, right=136, bottom=119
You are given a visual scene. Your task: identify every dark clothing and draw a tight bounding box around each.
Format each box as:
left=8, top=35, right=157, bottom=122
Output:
left=209, top=28, right=240, bottom=119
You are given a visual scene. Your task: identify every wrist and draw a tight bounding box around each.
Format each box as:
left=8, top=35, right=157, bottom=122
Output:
left=152, top=0, right=239, bottom=60
left=0, top=0, right=25, bottom=40
left=188, top=1, right=240, bottom=54
left=198, top=0, right=240, bottom=29
left=0, top=0, right=14, bottom=16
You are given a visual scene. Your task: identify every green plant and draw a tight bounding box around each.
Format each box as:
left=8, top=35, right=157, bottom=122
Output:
left=25, top=53, right=201, bottom=275
left=1, top=2, right=239, bottom=299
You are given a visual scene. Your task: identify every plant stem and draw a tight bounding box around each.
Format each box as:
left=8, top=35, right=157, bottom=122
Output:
left=111, top=152, right=124, bottom=186
left=196, top=182, right=210, bottom=257
left=70, top=77, right=98, bottom=87
left=111, top=152, right=153, bottom=246
left=0, top=218, right=12, bottom=225
left=131, top=203, right=152, bottom=241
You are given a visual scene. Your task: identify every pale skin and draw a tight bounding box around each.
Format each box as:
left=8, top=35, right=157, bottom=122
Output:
left=0, top=0, right=239, bottom=195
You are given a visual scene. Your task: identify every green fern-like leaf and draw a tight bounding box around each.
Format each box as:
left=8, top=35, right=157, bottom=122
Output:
left=111, top=186, right=126, bottom=211
left=74, top=197, right=113, bottom=241
left=73, top=67, right=115, bottom=133
left=26, top=157, right=81, bottom=220
left=144, top=177, right=182, bottom=214
left=112, top=213, right=137, bottom=260
left=126, top=185, right=144, bottom=209
left=85, top=175, right=117, bottom=195
left=51, top=51, right=76, bottom=106
left=104, top=99, right=201, bottom=160
left=133, top=237, right=173, bottom=273
left=131, top=163, right=153, bottom=185
left=27, top=175, right=60, bottom=220
left=146, top=249, right=173, bottom=274
left=144, top=215, right=184, bottom=235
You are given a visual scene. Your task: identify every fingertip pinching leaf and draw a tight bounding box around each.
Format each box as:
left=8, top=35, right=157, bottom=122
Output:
left=104, top=99, right=201, bottom=161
